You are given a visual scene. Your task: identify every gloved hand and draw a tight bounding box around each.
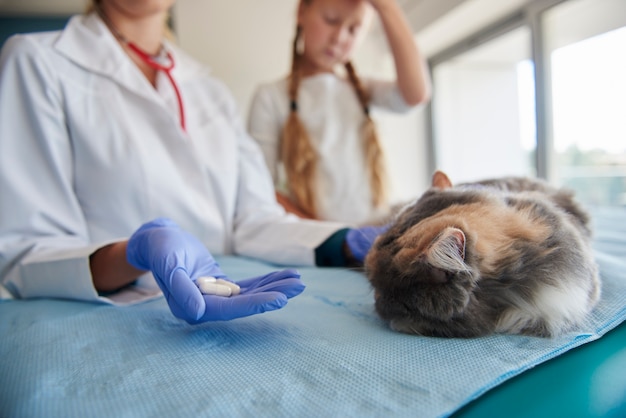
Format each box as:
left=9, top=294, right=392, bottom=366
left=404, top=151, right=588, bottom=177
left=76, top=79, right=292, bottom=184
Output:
left=345, top=224, right=390, bottom=264
left=126, top=218, right=304, bottom=323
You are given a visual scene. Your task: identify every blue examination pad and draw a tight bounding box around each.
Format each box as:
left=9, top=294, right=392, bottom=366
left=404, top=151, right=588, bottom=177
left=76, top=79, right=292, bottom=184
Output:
left=1, top=209, right=625, bottom=417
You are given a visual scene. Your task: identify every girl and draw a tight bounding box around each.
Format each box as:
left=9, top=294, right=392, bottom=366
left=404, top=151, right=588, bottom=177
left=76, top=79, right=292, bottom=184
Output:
left=247, top=0, right=431, bottom=224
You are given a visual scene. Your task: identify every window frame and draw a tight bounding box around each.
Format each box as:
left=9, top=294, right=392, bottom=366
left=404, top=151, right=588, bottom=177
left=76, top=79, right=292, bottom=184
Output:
left=425, top=0, right=568, bottom=181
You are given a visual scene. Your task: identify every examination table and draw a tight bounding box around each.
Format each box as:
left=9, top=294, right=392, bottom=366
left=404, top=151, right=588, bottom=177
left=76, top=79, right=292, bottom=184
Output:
left=1, top=207, right=624, bottom=417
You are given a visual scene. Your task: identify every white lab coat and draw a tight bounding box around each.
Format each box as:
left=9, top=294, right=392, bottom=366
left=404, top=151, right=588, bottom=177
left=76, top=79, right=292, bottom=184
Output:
left=0, top=13, right=344, bottom=304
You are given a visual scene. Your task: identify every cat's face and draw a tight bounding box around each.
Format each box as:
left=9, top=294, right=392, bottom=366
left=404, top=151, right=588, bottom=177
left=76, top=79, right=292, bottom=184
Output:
left=364, top=171, right=530, bottom=337
left=365, top=209, right=492, bottom=337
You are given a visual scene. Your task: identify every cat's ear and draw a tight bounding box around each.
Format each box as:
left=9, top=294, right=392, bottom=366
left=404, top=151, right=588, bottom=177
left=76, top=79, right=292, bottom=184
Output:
left=432, top=171, right=453, bottom=189
left=428, top=227, right=467, bottom=272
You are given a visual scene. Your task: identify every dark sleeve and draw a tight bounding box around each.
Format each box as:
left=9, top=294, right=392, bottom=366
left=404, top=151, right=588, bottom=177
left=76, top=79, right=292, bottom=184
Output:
left=315, top=228, right=360, bottom=267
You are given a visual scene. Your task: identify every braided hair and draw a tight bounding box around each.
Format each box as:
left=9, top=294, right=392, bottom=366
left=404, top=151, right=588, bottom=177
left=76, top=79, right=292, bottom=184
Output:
left=280, top=25, right=319, bottom=218
left=280, top=25, right=388, bottom=218
left=344, top=61, right=388, bottom=209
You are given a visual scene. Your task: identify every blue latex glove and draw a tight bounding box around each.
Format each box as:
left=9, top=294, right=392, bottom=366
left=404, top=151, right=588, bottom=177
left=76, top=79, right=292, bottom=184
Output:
left=345, top=224, right=390, bottom=263
left=126, top=218, right=304, bottom=323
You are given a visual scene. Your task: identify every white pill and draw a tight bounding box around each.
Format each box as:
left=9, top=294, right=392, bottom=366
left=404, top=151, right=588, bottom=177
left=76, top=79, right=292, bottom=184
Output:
left=197, top=276, right=217, bottom=284
left=215, top=279, right=241, bottom=296
left=197, top=281, right=232, bottom=297
left=196, top=276, right=233, bottom=297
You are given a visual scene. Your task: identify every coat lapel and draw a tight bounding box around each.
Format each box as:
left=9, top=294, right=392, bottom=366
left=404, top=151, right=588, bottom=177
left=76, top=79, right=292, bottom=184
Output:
left=53, top=13, right=165, bottom=106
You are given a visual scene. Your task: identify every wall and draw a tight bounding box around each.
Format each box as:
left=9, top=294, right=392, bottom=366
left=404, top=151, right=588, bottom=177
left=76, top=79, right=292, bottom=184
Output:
left=173, top=0, right=296, bottom=118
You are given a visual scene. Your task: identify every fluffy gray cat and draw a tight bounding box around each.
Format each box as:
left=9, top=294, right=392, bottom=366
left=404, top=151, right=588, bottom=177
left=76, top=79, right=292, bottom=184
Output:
left=365, top=171, right=601, bottom=338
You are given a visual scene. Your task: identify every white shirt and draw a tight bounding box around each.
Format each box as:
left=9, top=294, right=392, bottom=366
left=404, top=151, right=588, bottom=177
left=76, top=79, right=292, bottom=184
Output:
left=0, top=14, right=343, bottom=305
left=247, top=73, right=413, bottom=224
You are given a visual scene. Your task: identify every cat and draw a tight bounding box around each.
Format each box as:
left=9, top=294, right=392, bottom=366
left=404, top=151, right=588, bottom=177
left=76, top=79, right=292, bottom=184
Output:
left=364, top=170, right=601, bottom=338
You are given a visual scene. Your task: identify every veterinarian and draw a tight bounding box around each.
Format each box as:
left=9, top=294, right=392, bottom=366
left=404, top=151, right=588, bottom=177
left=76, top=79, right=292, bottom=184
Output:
left=247, top=0, right=431, bottom=224
left=0, top=0, right=387, bottom=324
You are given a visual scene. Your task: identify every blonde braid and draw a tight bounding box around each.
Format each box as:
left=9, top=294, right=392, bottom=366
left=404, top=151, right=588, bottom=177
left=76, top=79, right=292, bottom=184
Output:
left=344, top=61, right=388, bottom=208
left=280, top=25, right=318, bottom=217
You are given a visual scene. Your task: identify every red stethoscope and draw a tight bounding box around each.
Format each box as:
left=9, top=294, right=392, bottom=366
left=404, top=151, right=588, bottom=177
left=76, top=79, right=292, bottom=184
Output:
left=98, top=9, right=186, bottom=131
left=126, top=43, right=186, bottom=131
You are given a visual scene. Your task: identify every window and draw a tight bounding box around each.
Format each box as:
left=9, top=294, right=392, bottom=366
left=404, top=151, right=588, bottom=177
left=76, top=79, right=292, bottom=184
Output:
left=432, top=26, right=535, bottom=182
left=433, top=26, right=536, bottom=181
left=543, top=0, right=626, bottom=206
left=429, top=0, right=626, bottom=207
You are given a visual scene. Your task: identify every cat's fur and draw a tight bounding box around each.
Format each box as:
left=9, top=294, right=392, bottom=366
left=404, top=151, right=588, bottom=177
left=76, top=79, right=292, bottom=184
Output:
left=365, top=171, right=601, bottom=338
